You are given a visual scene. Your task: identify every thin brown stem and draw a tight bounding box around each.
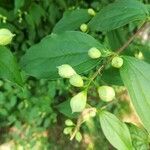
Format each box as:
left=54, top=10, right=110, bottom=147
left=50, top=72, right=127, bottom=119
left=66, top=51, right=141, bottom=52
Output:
left=87, top=21, right=147, bottom=88
left=70, top=118, right=82, bottom=140
left=117, top=21, right=147, bottom=54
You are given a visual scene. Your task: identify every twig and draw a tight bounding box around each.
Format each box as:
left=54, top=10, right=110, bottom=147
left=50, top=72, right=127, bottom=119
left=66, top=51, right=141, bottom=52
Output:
left=70, top=118, right=82, bottom=140
left=117, top=21, right=147, bottom=54
left=87, top=21, right=147, bottom=88
left=70, top=21, right=148, bottom=141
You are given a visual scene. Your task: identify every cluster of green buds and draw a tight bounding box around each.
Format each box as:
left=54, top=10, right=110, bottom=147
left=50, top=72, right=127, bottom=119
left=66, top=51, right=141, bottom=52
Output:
left=57, top=64, right=86, bottom=112
left=59, top=44, right=124, bottom=141
left=63, top=119, right=82, bottom=142
left=17, top=9, right=27, bottom=23
left=0, top=14, right=7, bottom=23
left=80, top=8, right=96, bottom=33
left=17, top=9, right=23, bottom=23
left=0, top=28, right=15, bottom=45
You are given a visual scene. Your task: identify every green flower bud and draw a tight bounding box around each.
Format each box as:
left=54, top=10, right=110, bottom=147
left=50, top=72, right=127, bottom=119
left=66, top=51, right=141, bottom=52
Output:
left=135, top=51, right=144, bottom=60
left=0, top=28, right=15, bottom=45
left=70, top=91, right=87, bottom=113
left=57, top=64, right=76, bottom=78
left=111, top=56, right=123, bottom=68
left=82, top=108, right=97, bottom=121
left=75, top=132, right=82, bottom=142
left=98, top=86, right=115, bottom=102
left=88, top=47, right=101, bottom=59
left=65, top=119, right=74, bottom=126
left=88, top=8, right=96, bottom=16
left=89, top=108, right=97, bottom=117
left=80, top=24, right=88, bottom=32
left=69, top=74, right=84, bottom=87
left=63, top=127, right=72, bottom=135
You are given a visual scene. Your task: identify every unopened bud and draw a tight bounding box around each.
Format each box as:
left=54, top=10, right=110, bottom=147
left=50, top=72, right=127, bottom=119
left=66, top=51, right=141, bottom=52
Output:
left=88, top=8, right=96, bottom=16
left=0, top=28, right=15, bottom=45
left=80, top=24, right=88, bottom=32
left=57, top=64, right=76, bottom=78
left=70, top=91, right=87, bottom=113
left=111, top=56, right=123, bottom=68
left=98, top=86, right=115, bottom=102
left=88, top=47, right=101, bottom=59
left=69, top=74, right=84, bottom=87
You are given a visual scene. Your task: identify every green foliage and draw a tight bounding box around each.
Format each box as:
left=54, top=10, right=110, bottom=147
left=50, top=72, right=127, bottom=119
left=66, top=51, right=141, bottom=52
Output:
left=0, top=0, right=150, bottom=149
left=20, top=31, right=105, bottom=79
left=89, top=0, right=149, bottom=31
left=53, top=9, right=92, bottom=33
left=89, top=0, right=148, bottom=31
left=99, top=110, right=133, bottom=150
left=127, top=123, right=149, bottom=150
left=120, top=56, right=150, bottom=133
left=0, top=46, right=23, bottom=86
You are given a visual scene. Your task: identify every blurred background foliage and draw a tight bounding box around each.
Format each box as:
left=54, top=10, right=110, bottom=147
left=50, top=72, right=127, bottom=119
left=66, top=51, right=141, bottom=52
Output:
left=0, top=0, right=149, bottom=149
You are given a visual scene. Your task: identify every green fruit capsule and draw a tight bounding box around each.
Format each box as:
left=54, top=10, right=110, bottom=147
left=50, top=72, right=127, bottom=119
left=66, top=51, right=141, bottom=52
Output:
left=88, top=8, right=96, bottom=16
left=57, top=64, right=76, bottom=78
left=80, top=24, right=88, bottom=32
left=82, top=108, right=97, bottom=121
left=70, top=91, right=87, bottom=113
left=88, top=47, right=101, bottom=59
left=63, top=127, right=72, bottom=135
left=65, top=119, right=74, bottom=126
left=69, top=74, right=84, bottom=87
left=98, top=86, right=115, bottom=102
left=0, top=28, right=15, bottom=45
left=111, top=56, right=123, bottom=68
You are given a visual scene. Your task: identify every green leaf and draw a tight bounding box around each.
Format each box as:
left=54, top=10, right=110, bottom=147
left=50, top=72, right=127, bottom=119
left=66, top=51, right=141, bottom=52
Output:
left=14, top=0, right=25, bottom=13
left=89, top=0, right=149, bottom=32
left=106, top=28, right=132, bottom=55
left=0, top=46, right=23, bottom=86
left=140, top=45, right=150, bottom=63
left=101, top=67, right=123, bottom=85
left=99, top=111, right=133, bottom=150
left=29, top=3, right=45, bottom=26
left=53, top=9, right=92, bottom=33
left=127, top=123, right=150, bottom=150
left=120, top=56, right=150, bottom=133
left=56, top=100, right=79, bottom=118
left=20, top=31, right=105, bottom=79
left=146, top=5, right=150, bottom=14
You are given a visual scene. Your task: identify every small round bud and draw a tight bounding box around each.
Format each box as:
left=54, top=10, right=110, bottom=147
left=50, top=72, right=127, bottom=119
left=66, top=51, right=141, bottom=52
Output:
left=82, top=108, right=97, bottom=121
left=89, top=108, right=97, bottom=117
left=63, top=127, right=72, bottom=135
left=70, top=91, right=87, bottom=113
left=69, top=74, right=84, bottom=87
left=88, top=47, right=101, bottom=59
left=2, top=17, right=7, bottom=23
left=57, top=64, right=76, bottom=78
left=65, top=119, right=74, bottom=126
left=111, top=56, right=123, bottom=68
left=135, top=51, right=144, bottom=60
left=80, top=24, right=88, bottom=32
left=0, top=28, right=15, bottom=45
left=98, top=86, right=115, bottom=102
left=88, top=8, right=96, bottom=16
